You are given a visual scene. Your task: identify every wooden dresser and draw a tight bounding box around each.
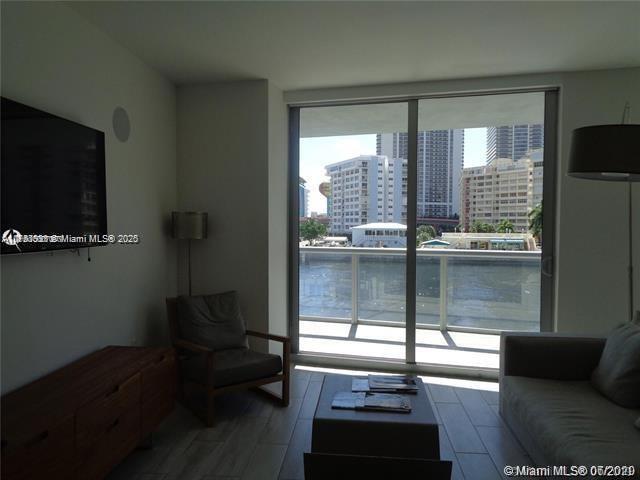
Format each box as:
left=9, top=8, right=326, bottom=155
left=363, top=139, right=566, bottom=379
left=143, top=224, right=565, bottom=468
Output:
left=1, top=346, right=176, bottom=480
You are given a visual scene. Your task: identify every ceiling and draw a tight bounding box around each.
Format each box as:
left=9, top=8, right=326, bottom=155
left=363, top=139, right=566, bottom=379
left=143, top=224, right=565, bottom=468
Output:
left=70, top=1, right=640, bottom=91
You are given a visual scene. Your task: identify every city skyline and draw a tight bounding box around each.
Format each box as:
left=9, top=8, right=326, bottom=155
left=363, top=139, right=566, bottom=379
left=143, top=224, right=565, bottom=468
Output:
left=300, top=128, right=487, bottom=214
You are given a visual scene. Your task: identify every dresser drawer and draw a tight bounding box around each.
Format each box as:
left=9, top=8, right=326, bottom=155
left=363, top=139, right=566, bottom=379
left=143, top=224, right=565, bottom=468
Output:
left=76, top=372, right=141, bottom=454
left=1, top=414, right=75, bottom=480
left=141, top=351, right=176, bottom=396
left=76, top=406, right=141, bottom=480
left=141, top=351, right=176, bottom=436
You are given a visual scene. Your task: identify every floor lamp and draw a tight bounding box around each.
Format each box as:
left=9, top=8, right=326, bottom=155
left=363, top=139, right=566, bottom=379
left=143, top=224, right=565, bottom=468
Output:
left=568, top=115, right=640, bottom=322
left=172, top=211, right=208, bottom=296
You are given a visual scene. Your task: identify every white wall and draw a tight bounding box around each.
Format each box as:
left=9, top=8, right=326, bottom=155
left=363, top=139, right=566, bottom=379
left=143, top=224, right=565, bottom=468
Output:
left=283, top=67, right=640, bottom=336
left=268, top=83, right=289, bottom=340
left=0, top=3, right=177, bottom=393
left=555, top=68, right=640, bottom=333
left=176, top=80, right=270, bottom=336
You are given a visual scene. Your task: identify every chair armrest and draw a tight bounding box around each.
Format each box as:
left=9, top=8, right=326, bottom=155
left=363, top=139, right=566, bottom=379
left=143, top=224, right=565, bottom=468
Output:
left=246, top=330, right=290, bottom=343
left=173, top=338, right=213, bottom=354
left=500, top=332, right=606, bottom=381
left=173, top=338, right=216, bottom=388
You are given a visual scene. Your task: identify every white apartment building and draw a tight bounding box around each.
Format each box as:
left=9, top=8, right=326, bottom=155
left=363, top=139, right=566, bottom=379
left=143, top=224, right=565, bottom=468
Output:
left=325, top=155, right=407, bottom=234
left=460, top=150, right=543, bottom=232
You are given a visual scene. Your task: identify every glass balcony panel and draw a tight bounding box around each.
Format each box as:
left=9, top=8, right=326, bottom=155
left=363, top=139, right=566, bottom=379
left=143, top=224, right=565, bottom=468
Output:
left=416, top=255, right=440, bottom=326
left=358, top=254, right=406, bottom=323
left=299, top=251, right=352, bottom=319
left=446, top=257, right=540, bottom=331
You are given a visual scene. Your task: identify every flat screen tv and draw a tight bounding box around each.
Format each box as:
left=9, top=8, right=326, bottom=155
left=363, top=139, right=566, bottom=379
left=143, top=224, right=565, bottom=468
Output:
left=1, top=97, right=107, bottom=254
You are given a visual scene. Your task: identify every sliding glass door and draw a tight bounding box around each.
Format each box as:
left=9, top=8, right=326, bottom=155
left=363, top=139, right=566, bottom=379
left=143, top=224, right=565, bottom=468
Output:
left=290, top=89, right=556, bottom=373
left=297, top=102, right=408, bottom=361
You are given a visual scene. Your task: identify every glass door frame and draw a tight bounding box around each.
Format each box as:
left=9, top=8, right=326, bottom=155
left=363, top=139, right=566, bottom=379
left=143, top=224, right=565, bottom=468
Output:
left=288, top=88, right=558, bottom=365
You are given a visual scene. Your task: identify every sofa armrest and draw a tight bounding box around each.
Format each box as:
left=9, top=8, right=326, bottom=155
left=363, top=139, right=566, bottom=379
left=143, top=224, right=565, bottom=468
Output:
left=500, top=332, right=606, bottom=381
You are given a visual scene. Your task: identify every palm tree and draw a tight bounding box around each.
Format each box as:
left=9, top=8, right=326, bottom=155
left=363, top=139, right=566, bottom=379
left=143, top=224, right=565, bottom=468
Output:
left=496, top=219, right=515, bottom=233
left=416, top=225, right=437, bottom=246
left=529, top=202, right=543, bottom=240
left=470, top=221, right=495, bottom=233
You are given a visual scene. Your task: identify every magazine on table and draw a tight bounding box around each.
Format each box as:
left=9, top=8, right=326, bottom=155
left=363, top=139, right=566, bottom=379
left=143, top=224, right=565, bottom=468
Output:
left=331, top=391, right=412, bottom=413
left=351, top=375, right=419, bottom=394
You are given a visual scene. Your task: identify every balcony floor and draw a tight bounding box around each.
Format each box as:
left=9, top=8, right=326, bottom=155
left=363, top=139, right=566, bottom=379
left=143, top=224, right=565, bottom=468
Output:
left=299, top=320, right=500, bottom=370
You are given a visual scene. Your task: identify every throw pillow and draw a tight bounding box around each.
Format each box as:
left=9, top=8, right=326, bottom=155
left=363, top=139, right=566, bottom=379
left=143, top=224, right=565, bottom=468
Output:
left=177, top=291, right=248, bottom=351
left=591, top=323, right=640, bottom=408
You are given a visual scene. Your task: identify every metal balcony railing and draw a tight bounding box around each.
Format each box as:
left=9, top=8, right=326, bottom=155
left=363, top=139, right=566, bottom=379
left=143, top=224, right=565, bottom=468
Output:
left=299, top=246, right=541, bottom=332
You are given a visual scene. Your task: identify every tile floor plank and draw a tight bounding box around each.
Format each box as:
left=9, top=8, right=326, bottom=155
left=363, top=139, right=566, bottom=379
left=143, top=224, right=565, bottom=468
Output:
left=481, top=390, right=500, bottom=406
left=436, top=403, right=486, bottom=454
left=259, top=397, right=304, bottom=445
left=457, top=453, right=502, bottom=480
left=476, top=426, right=532, bottom=478
left=278, top=419, right=312, bottom=480
left=211, top=416, right=269, bottom=477
left=439, top=425, right=465, bottom=480
left=298, top=381, right=322, bottom=419
left=429, top=384, right=460, bottom=403
left=160, top=440, right=224, bottom=480
left=455, top=387, right=501, bottom=427
left=424, top=384, right=443, bottom=424
left=241, top=444, right=288, bottom=480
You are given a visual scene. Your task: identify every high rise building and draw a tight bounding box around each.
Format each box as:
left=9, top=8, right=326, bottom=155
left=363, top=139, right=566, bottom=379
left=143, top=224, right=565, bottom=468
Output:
left=460, top=150, right=543, bottom=232
left=377, top=130, right=464, bottom=218
left=318, top=182, right=332, bottom=217
left=487, top=124, right=543, bottom=161
left=325, top=155, right=407, bottom=234
left=299, top=177, right=309, bottom=217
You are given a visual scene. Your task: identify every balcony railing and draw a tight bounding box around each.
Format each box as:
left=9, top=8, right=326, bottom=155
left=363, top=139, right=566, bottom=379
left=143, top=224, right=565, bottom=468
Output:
left=299, top=246, right=541, bottom=332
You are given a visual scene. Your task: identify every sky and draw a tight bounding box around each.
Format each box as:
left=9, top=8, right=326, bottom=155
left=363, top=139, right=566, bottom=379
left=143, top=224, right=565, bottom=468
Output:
left=300, top=128, right=488, bottom=215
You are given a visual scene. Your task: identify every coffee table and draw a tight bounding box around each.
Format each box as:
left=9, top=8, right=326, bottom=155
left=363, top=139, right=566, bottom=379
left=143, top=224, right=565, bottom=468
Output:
left=311, top=374, right=440, bottom=459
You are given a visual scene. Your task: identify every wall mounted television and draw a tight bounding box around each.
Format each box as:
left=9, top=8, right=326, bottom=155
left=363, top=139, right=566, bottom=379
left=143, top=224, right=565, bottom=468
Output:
left=1, top=97, right=107, bottom=254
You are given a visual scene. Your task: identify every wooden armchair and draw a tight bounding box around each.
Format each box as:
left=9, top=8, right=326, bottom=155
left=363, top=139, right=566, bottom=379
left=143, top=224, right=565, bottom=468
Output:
left=166, top=297, right=290, bottom=427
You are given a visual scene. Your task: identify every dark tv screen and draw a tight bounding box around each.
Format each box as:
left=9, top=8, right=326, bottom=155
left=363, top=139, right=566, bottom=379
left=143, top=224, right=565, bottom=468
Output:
left=1, top=97, right=107, bottom=254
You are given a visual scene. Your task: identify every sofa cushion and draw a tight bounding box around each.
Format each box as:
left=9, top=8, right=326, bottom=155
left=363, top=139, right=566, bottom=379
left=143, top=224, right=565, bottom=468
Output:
left=177, top=291, right=248, bottom=351
left=591, top=323, right=640, bottom=408
left=502, top=376, right=640, bottom=468
left=181, top=348, right=282, bottom=387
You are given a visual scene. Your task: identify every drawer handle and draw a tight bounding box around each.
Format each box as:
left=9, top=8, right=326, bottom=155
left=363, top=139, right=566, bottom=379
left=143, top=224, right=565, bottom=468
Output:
left=26, top=430, right=49, bottom=447
left=106, top=384, right=121, bottom=398
left=107, top=418, right=120, bottom=432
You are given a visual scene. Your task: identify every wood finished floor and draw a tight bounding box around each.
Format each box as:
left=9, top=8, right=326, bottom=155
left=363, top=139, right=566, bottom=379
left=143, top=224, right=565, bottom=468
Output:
left=107, top=368, right=532, bottom=480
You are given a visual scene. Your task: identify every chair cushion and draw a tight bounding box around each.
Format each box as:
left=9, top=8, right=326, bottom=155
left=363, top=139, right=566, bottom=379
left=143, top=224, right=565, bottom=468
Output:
left=181, top=348, right=282, bottom=387
left=591, top=322, right=640, bottom=408
left=502, top=376, right=640, bottom=467
left=177, top=291, right=248, bottom=351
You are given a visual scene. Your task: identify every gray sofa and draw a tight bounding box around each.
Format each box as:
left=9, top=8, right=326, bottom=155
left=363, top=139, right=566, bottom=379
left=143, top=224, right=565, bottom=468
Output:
left=500, top=332, right=640, bottom=471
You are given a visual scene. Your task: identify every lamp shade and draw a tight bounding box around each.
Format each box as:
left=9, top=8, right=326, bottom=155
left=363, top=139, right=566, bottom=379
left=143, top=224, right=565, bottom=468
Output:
left=172, top=211, right=208, bottom=240
left=568, top=125, right=640, bottom=181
